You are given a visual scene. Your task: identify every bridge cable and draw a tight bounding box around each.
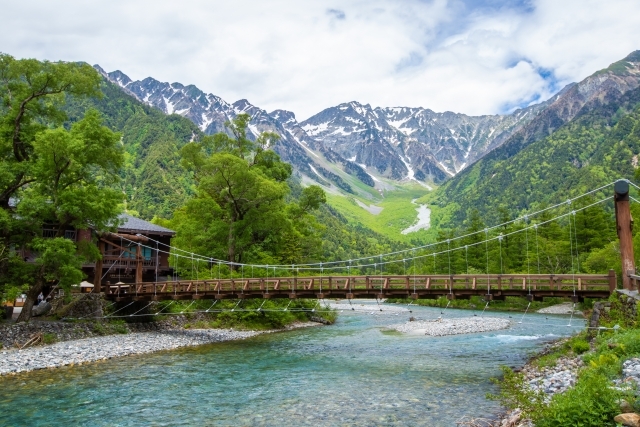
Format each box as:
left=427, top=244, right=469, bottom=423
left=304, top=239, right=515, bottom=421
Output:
left=485, top=228, right=490, bottom=296
left=567, top=202, right=576, bottom=297
left=479, top=300, right=490, bottom=317
left=155, top=300, right=175, bottom=315
left=103, top=301, right=136, bottom=318
left=205, top=300, right=218, bottom=312
left=116, top=195, right=612, bottom=274
left=524, top=215, right=532, bottom=297
left=534, top=224, right=541, bottom=275
left=180, top=300, right=195, bottom=314
left=136, top=181, right=617, bottom=270
left=130, top=301, right=155, bottom=317
left=518, top=302, right=531, bottom=324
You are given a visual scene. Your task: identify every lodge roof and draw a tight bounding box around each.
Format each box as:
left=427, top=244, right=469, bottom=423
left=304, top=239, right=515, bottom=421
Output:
left=117, top=213, right=175, bottom=236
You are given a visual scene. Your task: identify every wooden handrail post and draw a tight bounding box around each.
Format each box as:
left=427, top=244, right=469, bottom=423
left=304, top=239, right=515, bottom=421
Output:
left=615, top=180, right=635, bottom=290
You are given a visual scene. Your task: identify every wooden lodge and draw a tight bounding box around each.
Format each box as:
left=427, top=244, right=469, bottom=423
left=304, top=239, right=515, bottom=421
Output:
left=87, top=214, right=175, bottom=288
left=20, top=213, right=175, bottom=291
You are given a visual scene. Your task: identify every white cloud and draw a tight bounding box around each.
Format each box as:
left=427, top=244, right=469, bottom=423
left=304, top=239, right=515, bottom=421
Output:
left=1, top=0, right=639, bottom=120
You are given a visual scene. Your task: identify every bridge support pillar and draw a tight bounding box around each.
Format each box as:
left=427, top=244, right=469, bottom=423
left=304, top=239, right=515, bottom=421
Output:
left=615, top=180, right=635, bottom=290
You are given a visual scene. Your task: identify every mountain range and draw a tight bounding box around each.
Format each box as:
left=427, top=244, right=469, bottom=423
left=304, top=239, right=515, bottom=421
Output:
left=92, top=63, right=566, bottom=196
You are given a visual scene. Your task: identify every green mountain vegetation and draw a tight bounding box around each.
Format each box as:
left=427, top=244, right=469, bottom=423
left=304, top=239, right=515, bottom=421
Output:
left=431, top=72, right=640, bottom=229
left=63, top=79, right=201, bottom=219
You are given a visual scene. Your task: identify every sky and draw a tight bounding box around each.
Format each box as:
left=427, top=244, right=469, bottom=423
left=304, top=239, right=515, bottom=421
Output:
left=1, top=0, right=639, bottom=120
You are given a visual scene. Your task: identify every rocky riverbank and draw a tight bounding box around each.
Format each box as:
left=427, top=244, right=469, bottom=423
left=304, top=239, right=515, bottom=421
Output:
left=0, top=319, right=321, bottom=376
left=392, top=317, right=511, bottom=336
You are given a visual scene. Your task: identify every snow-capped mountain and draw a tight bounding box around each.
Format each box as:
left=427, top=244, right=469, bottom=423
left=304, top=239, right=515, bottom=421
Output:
left=93, top=65, right=567, bottom=193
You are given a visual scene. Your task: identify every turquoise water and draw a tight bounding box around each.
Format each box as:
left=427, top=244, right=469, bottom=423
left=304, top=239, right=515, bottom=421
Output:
left=0, top=304, right=583, bottom=426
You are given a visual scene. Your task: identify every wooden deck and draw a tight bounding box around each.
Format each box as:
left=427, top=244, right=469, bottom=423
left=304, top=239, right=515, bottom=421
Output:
left=103, top=271, right=616, bottom=303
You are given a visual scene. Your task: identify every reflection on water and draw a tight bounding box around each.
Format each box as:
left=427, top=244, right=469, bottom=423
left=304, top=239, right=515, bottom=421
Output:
left=0, top=304, right=583, bottom=427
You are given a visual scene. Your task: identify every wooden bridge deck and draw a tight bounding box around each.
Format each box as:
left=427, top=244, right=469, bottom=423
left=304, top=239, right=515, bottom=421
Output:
left=103, top=272, right=616, bottom=303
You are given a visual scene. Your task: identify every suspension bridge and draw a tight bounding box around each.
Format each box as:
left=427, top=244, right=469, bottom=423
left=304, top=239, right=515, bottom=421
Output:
left=98, top=179, right=637, bottom=305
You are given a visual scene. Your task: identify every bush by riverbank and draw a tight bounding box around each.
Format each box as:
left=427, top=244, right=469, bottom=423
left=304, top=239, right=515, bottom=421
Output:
left=489, top=292, right=640, bottom=427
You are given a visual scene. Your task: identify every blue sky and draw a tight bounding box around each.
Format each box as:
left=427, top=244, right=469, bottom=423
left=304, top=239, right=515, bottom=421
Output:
left=1, top=0, right=638, bottom=119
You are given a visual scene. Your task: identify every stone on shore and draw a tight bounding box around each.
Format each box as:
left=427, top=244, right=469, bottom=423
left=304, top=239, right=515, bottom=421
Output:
left=614, top=413, right=640, bottom=427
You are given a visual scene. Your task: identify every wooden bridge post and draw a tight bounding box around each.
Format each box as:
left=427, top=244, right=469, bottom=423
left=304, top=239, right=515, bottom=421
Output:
left=615, top=180, right=635, bottom=290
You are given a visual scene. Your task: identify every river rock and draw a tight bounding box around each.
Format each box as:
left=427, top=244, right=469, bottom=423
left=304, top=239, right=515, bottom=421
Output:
left=614, top=413, right=640, bottom=427
left=31, top=302, right=51, bottom=317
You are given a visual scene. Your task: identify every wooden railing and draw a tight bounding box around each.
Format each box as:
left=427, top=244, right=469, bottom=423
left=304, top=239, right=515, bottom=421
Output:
left=102, top=272, right=616, bottom=301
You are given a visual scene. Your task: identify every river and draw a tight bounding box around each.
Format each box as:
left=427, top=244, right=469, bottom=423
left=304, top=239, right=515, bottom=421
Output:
left=0, top=304, right=583, bottom=426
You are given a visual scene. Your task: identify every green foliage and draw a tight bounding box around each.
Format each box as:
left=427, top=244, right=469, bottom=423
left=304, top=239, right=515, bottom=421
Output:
left=167, top=115, right=326, bottom=270
left=63, top=78, right=201, bottom=219
left=42, top=332, right=57, bottom=344
left=571, top=339, right=590, bottom=354
left=156, top=298, right=334, bottom=330
left=534, top=371, right=621, bottom=427
left=0, top=55, right=124, bottom=321
left=487, top=366, right=545, bottom=418
left=432, top=84, right=640, bottom=231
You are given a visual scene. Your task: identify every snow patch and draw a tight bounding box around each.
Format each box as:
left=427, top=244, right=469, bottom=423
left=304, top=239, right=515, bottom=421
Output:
left=438, top=162, right=456, bottom=177
left=290, top=133, right=319, bottom=158
left=247, top=124, right=261, bottom=138
left=200, top=113, right=213, bottom=131
left=308, top=163, right=322, bottom=177
left=302, top=122, right=329, bottom=136
left=163, top=96, right=175, bottom=114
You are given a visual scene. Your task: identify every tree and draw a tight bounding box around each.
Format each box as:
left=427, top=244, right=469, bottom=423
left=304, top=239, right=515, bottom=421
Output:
left=0, top=55, right=123, bottom=321
left=175, top=114, right=326, bottom=270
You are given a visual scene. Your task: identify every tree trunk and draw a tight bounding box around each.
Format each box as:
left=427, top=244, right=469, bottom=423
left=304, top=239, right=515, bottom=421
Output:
left=16, top=277, right=46, bottom=323
left=228, top=225, right=235, bottom=271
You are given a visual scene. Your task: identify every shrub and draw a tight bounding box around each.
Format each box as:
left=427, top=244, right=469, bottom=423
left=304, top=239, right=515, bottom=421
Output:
left=571, top=339, right=590, bottom=354
left=487, top=366, right=545, bottom=418
left=42, top=333, right=57, bottom=344
left=533, top=372, right=621, bottom=427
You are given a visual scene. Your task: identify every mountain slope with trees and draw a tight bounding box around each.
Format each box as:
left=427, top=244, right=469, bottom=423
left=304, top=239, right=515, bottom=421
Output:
left=431, top=51, right=640, bottom=227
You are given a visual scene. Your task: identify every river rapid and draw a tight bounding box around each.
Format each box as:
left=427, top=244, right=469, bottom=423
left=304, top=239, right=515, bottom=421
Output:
left=0, top=303, right=583, bottom=426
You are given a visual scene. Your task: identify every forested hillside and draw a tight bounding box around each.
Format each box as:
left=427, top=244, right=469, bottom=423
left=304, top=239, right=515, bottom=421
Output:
left=64, top=80, right=201, bottom=219
left=432, top=54, right=640, bottom=227
left=63, top=77, right=407, bottom=262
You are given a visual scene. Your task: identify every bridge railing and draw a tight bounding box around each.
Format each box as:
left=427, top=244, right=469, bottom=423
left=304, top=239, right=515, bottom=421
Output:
left=102, top=272, right=616, bottom=297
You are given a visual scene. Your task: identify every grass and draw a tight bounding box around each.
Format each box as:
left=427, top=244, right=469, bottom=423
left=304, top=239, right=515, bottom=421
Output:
left=42, top=333, right=58, bottom=344
left=326, top=183, right=434, bottom=242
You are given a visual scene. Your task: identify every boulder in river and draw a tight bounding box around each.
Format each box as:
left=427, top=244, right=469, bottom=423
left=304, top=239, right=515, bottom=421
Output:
left=32, top=301, right=52, bottom=317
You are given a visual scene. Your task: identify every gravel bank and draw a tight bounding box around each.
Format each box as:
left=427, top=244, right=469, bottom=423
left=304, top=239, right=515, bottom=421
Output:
left=392, top=317, right=511, bottom=336
left=0, top=329, right=260, bottom=376
left=0, top=320, right=321, bottom=376
left=494, top=348, right=584, bottom=426
left=536, top=303, right=583, bottom=315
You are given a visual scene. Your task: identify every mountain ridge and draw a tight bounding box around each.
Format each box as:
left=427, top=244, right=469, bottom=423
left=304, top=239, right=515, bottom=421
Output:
left=93, top=65, right=552, bottom=193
